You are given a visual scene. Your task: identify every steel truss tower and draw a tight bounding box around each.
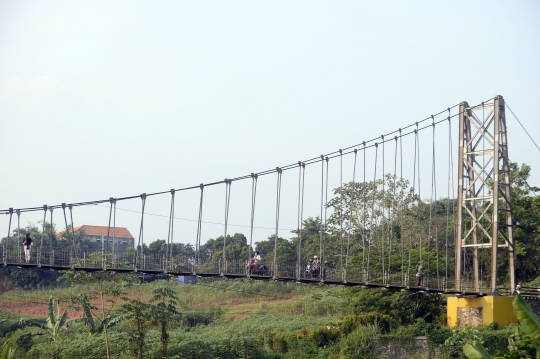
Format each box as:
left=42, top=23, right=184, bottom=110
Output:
left=456, top=95, right=515, bottom=295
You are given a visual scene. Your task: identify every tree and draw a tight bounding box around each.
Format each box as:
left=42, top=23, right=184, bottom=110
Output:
left=463, top=162, right=540, bottom=287
left=502, top=163, right=540, bottom=282
left=290, top=217, right=324, bottom=264
left=60, top=270, right=131, bottom=359
left=323, top=174, right=456, bottom=276
left=150, top=287, right=180, bottom=358
left=121, top=298, right=153, bottom=359
left=255, top=235, right=296, bottom=265
left=19, top=296, right=67, bottom=342
left=200, top=233, right=251, bottom=262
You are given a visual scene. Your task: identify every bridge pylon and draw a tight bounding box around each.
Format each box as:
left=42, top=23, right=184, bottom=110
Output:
left=456, top=95, right=515, bottom=295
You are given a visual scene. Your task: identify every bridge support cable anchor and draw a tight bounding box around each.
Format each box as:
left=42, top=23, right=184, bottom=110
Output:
left=48, top=207, right=54, bottom=266
left=105, top=197, right=115, bottom=270
left=38, top=205, right=47, bottom=266
left=339, top=149, right=344, bottom=280
left=272, top=168, right=282, bottom=280
left=135, top=193, right=147, bottom=271
left=415, top=126, right=423, bottom=276
left=389, top=136, right=398, bottom=286
left=296, top=162, right=305, bottom=281
left=222, top=179, right=232, bottom=276
left=317, top=157, right=330, bottom=282
left=445, top=111, right=453, bottom=290
left=61, top=203, right=73, bottom=269
left=112, top=199, right=117, bottom=269
left=426, top=116, right=438, bottom=289
left=407, top=130, right=419, bottom=286
left=319, top=156, right=324, bottom=280
left=367, top=144, right=378, bottom=282
left=381, top=137, right=386, bottom=284
left=345, top=149, right=358, bottom=284
left=247, top=173, right=257, bottom=278
left=166, top=189, right=175, bottom=273
left=194, top=184, right=204, bottom=272
left=5, top=208, right=13, bottom=265
left=398, top=130, right=406, bottom=286
left=16, top=209, right=21, bottom=264
left=362, top=142, right=367, bottom=281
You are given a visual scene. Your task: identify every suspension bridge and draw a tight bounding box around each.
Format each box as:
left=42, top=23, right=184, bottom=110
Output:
left=1, top=95, right=519, bottom=297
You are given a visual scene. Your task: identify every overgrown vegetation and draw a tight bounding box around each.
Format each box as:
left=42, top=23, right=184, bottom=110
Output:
left=0, top=278, right=524, bottom=359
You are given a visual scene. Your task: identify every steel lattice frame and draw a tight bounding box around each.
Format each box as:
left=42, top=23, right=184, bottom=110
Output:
left=456, top=95, right=515, bottom=295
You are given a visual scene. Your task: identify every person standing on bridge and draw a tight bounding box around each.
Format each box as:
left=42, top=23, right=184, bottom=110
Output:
left=416, top=265, right=423, bottom=286
left=23, top=233, right=32, bottom=263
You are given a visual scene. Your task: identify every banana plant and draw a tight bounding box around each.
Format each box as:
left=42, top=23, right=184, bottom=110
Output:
left=0, top=341, right=17, bottom=359
left=68, top=293, right=123, bottom=336
left=19, top=296, right=68, bottom=342
left=513, top=294, right=540, bottom=356
left=463, top=295, right=540, bottom=359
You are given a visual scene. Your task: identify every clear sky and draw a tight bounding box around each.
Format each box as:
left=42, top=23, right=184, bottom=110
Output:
left=1, top=1, right=539, bottom=248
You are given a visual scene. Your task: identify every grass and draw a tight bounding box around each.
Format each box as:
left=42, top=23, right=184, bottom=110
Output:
left=0, top=276, right=347, bottom=321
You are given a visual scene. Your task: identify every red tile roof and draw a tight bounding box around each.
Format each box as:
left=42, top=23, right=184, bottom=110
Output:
left=58, top=225, right=134, bottom=239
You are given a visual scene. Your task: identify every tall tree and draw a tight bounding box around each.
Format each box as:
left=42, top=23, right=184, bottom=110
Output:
left=60, top=270, right=131, bottom=359
left=121, top=298, right=153, bottom=359
left=150, top=287, right=180, bottom=358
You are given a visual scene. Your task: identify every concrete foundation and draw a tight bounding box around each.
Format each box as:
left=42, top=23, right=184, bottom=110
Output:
left=447, top=296, right=517, bottom=327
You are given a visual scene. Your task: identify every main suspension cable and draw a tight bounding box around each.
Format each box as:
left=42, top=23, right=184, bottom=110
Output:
left=2, top=99, right=495, bottom=215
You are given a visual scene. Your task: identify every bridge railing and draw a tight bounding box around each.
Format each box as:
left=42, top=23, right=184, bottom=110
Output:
left=1, top=245, right=487, bottom=293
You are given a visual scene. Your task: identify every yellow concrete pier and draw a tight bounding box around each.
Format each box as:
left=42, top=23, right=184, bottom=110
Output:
left=447, top=296, right=517, bottom=327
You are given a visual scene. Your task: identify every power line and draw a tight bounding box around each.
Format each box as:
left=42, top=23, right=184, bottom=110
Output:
left=93, top=204, right=297, bottom=232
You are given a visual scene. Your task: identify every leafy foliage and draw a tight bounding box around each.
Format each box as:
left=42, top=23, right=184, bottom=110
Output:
left=463, top=295, right=540, bottom=359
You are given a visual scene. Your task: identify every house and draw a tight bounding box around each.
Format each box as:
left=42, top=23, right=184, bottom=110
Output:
left=59, top=225, right=135, bottom=252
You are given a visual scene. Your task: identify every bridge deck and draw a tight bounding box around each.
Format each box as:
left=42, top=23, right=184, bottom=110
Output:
left=2, top=248, right=487, bottom=296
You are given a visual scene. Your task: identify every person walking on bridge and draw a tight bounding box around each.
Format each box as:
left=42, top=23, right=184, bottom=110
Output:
left=23, top=233, right=32, bottom=263
left=416, top=265, right=424, bottom=286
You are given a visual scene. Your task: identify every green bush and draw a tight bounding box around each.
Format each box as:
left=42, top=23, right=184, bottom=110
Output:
left=349, top=288, right=445, bottom=326
left=479, top=327, right=515, bottom=354
left=444, top=327, right=483, bottom=359
left=309, top=326, right=339, bottom=348
left=357, top=312, right=392, bottom=333
left=329, top=324, right=379, bottom=359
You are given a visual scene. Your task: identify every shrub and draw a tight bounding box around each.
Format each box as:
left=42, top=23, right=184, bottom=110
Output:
left=444, top=327, right=483, bottom=359
left=330, top=324, right=379, bottom=359
left=357, top=312, right=392, bottom=333
left=349, top=288, right=445, bottom=326
left=479, top=328, right=513, bottom=354
left=309, top=326, right=339, bottom=348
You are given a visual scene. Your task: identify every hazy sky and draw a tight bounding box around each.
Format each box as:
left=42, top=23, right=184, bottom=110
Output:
left=1, top=1, right=539, bottom=248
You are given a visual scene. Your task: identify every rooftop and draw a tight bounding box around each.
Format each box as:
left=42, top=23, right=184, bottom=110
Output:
left=58, top=225, right=134, bottom=239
